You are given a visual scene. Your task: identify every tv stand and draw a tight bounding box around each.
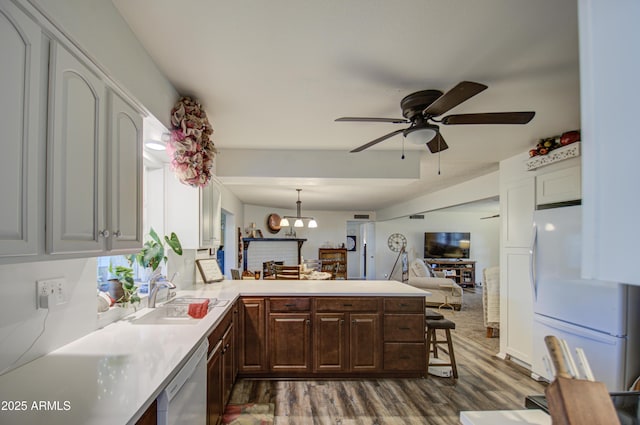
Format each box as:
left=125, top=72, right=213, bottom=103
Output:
left=424, top=259, right=476, bottom=288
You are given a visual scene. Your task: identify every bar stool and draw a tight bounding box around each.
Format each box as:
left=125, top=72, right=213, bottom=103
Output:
left=425, top=318, right=458, bottom=379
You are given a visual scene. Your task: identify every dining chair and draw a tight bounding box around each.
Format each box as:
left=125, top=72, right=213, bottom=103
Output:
left=274, top=265, right=301, bottom=280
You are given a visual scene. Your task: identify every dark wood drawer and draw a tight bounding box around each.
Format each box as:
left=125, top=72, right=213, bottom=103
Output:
left=384, top=297, right=424, bottom=313
left=269, top=297, right=311, bottom=312
left=383, top=314, right=425, bottom=341
left=315, top=297, right=379, bottom=312
left=383, top=342, right=426, bottom=371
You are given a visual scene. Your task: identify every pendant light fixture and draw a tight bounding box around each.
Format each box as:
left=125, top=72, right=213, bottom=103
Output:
left=279, top=189, right=317, bottom=228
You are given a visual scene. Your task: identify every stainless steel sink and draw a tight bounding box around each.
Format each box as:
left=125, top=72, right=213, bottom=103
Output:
left=132, top=297, right=219, bottom=325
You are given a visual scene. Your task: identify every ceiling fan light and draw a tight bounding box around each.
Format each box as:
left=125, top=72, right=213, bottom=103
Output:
left=294, top=219, right=304, bottom=228
left=308, top=219, right=318, bottom=228
left=280, top=217, right=290, bottom=227
left=405, top=127, right=437, bottom=145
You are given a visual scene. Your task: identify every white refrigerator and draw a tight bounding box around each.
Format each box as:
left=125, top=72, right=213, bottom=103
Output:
left=530, top=204, right=640, bottom=391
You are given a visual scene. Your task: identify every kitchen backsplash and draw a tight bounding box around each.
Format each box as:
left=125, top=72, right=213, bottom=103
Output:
left=0, top=258, right=97, bottom=375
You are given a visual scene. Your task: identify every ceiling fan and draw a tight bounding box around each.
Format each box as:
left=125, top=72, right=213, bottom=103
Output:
left=336, top=81, right=535, bottom=154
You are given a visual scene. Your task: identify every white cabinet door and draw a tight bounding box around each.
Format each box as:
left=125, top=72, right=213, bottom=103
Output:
left=501, top=177, right=535, bottom=248
left=107, top=89, right=143, bottom=251
left=48, top=41, right=106, bottom=255
left=200, top=179, right=222, bottom=248
left=500, top=249, right=533, bottom=364
left=536, top=166, right=581, bottom=206
left=0, top=0, right=43, bottom=257
left=579, top=0, right=640, bottom=285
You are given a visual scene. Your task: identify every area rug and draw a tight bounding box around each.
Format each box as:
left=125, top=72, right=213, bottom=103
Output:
left=222, top=403, right=274, bottom=425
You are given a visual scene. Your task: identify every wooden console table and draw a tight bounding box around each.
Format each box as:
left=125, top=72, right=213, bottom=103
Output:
left=425, top=259, right=476, bottom=287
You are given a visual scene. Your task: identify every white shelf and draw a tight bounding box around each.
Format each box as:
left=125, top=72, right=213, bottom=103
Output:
left=526, top=142, right=580, bottom=171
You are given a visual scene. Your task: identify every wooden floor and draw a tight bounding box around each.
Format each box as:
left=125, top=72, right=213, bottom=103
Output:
left=229, top=289, right=546, bottom=424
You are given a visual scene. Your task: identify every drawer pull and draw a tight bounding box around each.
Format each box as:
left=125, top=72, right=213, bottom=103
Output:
left=400, top=303, right=409, bottom=307
left=284, top=304, right=296, bottom=307
left=399, top=327, right=411, bottom=330
left=400, top=356, right=410, bottom=359
left=343, top=303, right=353, bottom=307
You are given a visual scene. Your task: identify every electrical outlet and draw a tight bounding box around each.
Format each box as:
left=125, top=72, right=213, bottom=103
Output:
left=36, top=278, right=67, bottom=309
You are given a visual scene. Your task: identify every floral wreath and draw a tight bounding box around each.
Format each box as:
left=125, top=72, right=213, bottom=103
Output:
left=167, top=96, right=217, bottom=187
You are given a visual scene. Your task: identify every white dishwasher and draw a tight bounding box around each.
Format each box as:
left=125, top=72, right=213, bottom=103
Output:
left=157, top=339, right=208, bottom=425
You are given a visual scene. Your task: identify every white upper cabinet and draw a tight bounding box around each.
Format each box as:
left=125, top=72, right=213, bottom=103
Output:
left=164, top=164, right=221, bottom=250
left=48, top=41, right=107, bottom=255
left=48, top=41, right=143, bottom=256
left=536, top=166, right=581, bottom=206
left=107, top=90, right=143, bottom=251
left=0, top=0, right=43, bottom=257
left=579, top=0, right=640, bottom=285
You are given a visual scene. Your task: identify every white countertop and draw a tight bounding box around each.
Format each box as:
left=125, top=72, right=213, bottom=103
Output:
left=0, top=280, right=427, bottom=425
left=460, top=410, right=551, bottom=425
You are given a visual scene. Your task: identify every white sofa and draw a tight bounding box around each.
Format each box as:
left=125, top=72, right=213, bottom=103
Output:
left=407, top=259, right=463, bottom=310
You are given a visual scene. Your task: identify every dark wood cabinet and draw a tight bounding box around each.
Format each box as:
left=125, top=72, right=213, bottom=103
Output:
left=313, top=313, right=347, bottom=372
left=349, top=313, right=381, bottom=371
left=238, top=298, right=266, bottom=372
left=382, top=297, right=426, bottom=373
left=313, top=297, right=381, bottom=373
left=236, top=296, right=425, bottom=378
left=267, top=297, right=312, bottom=372
left=207, top=303, right=238, bottom=425
left=206, top=340, right=223, bottom=425
left=135, top=399, right=157, bottom=425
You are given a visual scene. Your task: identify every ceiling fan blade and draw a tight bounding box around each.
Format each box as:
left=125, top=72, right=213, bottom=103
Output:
left=441, top=111, right=536, bottom=125
left=350, top=129, right=405, bottom=153
left=426, top=132, right=449, bottom=153
left=336, top=117, right=409, bottom=124
left=422, top=81, right=488, bottom=117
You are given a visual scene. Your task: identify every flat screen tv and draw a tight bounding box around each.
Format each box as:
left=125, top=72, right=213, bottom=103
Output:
left=424, top=232, right=471, bottom=259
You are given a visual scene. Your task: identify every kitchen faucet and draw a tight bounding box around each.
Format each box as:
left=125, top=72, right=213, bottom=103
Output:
left=148, top=273, right=178, bottom=308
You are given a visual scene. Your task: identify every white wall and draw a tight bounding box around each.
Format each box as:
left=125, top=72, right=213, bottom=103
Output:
left=0, top=258, right=97, bottom=374
left=243, top=204, right=374, bottom=272
left=375, top=211, right=500, bottom=282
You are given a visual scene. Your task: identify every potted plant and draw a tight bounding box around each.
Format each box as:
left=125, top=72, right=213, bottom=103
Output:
left=130, top=227, right=183, bottom=282
left=107, top=263, right=140, bottom=308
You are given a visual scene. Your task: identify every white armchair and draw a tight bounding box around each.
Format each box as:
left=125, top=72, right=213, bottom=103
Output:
left=407, top=259, right=463, bottom=310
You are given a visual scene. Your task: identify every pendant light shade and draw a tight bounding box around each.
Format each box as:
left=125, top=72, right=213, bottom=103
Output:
left=279, top=189, right=318, bottom=229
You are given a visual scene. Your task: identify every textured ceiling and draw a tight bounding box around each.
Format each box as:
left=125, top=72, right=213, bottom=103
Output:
left=115, top=0, right=580, bottom=212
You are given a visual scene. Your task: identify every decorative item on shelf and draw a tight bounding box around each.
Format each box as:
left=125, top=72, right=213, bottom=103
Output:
left=279, top=189, right=318, bottom=228
left=266, top=213, right=281, bottom=234
left=167, top=96, right=217, bottom=188
left=528, top=129, right=581, bottom=158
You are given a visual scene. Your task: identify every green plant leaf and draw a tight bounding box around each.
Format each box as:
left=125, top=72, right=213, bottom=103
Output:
left=149, top=227, right=162, bottom=245
left=165, top=232, right=183, bottom=256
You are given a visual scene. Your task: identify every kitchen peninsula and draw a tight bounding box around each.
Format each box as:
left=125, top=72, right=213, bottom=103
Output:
left=0, top=280, right=428, bottom=425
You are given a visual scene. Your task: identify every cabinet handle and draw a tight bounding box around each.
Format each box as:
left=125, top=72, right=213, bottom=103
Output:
left=306, top=319, right=310, bottom=326
left=343, top=304, right=353, bottom=307
left=399, top=327, right=410, bottom=330
left=99, top=229, right=110, bottom=238
left=284, top=304, right=296, bottom=307
left=400, top=303, right=409, bottom=307
left=113, top=230, right=121, bottom=238
left=340, top=319, right=344, bottom=325
left=352, top=319, right=356, bottom=324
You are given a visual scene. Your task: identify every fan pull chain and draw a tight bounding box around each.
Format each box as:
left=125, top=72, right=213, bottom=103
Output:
left=401, top=137, right=405, bottom=160
left=437, top=136, right=441, bottom=175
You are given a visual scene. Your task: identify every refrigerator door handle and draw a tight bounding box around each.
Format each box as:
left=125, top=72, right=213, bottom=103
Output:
left=529, top=221, right=538, bottom=302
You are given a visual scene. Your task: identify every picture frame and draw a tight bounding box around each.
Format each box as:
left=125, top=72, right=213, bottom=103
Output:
left=195, top=258, right=224, bottom=283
